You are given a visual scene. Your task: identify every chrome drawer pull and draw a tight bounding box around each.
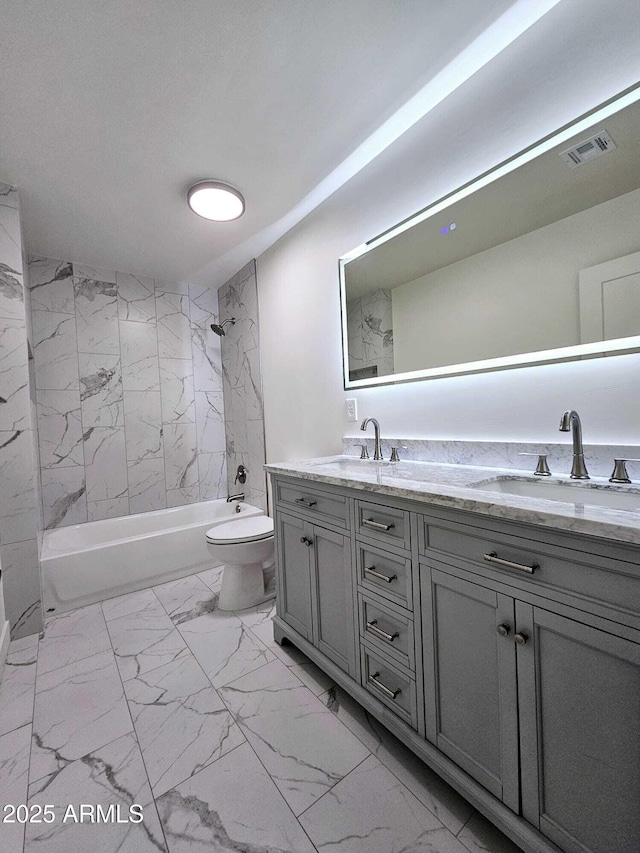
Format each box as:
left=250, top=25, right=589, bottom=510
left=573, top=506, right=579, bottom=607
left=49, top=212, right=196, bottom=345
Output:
left=295, top=497, right=317, bottom=508
left=369, top=671, right=401, bottom=700
left=364, top=566, right=397, bottom=584
left=483, top=551, right=539, bottom=575
left=366, top=619, right=399, bottom=643
left=362, top=518, right=395, bottom=532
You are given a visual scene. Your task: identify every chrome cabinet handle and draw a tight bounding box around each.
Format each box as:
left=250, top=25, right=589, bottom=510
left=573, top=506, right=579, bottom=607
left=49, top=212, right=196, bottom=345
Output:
left=300, top=537, right=313, bottom=547
left=362, top=518, right=395, bottom=531
left=295, top=497, right=317, bottom=508
left=483, top=551, right=539, bottom=575
left=369, top=671, right=401, bottom=700
left=366, top=619, right=399, bottom=643
left=496, top=623, right=511, bottom=637
left=515, top=632, right=528, bottom=646
left=364, top=566, right=397, bottom=584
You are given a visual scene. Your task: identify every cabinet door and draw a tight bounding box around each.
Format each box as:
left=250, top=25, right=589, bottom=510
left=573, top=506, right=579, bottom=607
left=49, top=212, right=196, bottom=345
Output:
left=421, top=566, right=519, bottom=810
left=310, top=524, right=355, bottom=675
left=517, top=603, right=640, bottom=853
left=275, top=512, right=313, bottom=640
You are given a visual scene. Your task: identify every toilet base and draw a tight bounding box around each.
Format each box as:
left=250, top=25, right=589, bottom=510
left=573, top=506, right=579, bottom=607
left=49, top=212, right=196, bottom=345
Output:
left=217, top=561, right=276, bottom=611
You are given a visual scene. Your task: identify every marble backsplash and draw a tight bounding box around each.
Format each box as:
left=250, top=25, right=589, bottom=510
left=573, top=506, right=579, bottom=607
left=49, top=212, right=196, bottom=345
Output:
left=343, top=436, right=640, bottom=480
left=28, top=256, right=227, bottom=528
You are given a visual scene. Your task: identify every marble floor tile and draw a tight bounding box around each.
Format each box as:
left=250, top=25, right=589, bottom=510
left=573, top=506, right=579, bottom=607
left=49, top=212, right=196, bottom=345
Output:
left=25, top=731, right=167, bottom=853
left=233, top=599, right=275, bottom=630
left=123, top=654, right=245, bottom=797
left=0, top=724, right=32, bottom=853
left=288, top=660, right=335, bottom=697
left=458, top=812, right=524, bottom=853
left=321, top=684, right=474, bottom=835
left=30, top=649, right=133, bottom=783
left=249, top=616, right=309, bottom=666
left=105, top=593, right=189, bottom=681
left=219, top=659, right=370, bottom=816
left=156, top=742, right=316, bottom=853
left=196, top=565, right=224, bottom=592
left=153, top=574, right=219, bottom=625
left=178, top=610, right=274, bottom=689
left=300, top=754, right=469, bottom=853
left=102, top=588, right=160, bottom=622
left=37, top=603, right=111, bottom=676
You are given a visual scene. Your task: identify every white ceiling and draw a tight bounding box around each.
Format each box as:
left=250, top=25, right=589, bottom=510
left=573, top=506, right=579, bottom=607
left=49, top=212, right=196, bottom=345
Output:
left=0, top=0, right=517, bottom=285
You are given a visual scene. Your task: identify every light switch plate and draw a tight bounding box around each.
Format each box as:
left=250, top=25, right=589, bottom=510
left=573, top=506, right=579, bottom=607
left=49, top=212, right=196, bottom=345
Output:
left=346, top=398, right=357, bottom=421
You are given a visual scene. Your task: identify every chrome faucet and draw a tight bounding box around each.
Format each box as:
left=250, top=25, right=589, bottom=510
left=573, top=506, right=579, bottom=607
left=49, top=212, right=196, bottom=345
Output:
left=360, top=417, right=383, bottom=460
left=226, top=492, right=245, bottom=503
left=559, top=410, right=590, bottom=479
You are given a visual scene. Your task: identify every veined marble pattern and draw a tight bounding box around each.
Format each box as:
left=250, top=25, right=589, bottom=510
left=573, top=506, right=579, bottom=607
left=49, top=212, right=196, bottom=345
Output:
left=27, top=257, right=74, bottom=315
left=0, top=321, right=30, bottom=431
left=88, top=494, right=130, bottom=522
left=166, top=485, right=199, bottom=507
left=123, top=390, right=163, bottom=461
left=78, top=352, right=124, bottom=428
left=31, top=309, right=79, bottom=390
left=159, top=358, right=195, bottom=423
left=195, top=392, right=224, bottom=452
left=163, top=422, right=198, bottom=491
left=35, top=389, right=84, bottom=468
left=72, top=262, right=117, bottom=283
left=156, top=291, right=191, bottom=359
left=346, top=288, right=394, bottom=380
left=41, top=466, right=87, bottom=529
left=123, top=654, right=245, bottom=796
left=116, top=272, right=156, bottom=323
left=191, top=327, right=223, bottom=392
left=83, top=426, right=128, bottom=502
left=0, top=539, right=41, bottom=639
left=188, top=283, right=219, bottom=330
left=120, top=319, right=160, bottom=391
left=197, top=451, right=227, bottom=500
left=2, top=581, right=521, bottom=853
left=127, top=458, right=167, bottom=513
left=74, top=277, right=119, bottom=355
left=0, top=428, right=37, bottom=544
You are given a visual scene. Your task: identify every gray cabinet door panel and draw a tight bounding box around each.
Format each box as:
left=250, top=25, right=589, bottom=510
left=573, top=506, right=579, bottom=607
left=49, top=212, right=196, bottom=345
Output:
left=422, top=565, right=519, bottom=809
left=276, top=512, right=313, bottom=640
left=311, top=524, right=354, bottom=674
left=518, top=604, right=640, bottom=853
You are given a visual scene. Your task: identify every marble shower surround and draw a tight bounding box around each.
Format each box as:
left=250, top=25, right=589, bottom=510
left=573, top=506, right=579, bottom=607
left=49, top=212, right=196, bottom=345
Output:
left=347, top=288, right=394, bottom=379
left=0, top=184, right=43, bottom=639
left=218, top=259, right=267, bottom=512
left=28, top=256, right=228, bottom=528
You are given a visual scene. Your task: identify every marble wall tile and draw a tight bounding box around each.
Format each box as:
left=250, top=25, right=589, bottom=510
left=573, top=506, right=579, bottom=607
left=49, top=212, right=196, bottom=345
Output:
left=31, top=309, right=79, bottom=390
left=41, top=466, right=87, bottom=529
left=35, top=389, right=84, bottom=468
left=28, top=256, right=75, bottom=313
left=243, top=346, right=264, bottom=421
left=0, top=428, right=37, bottom=543
left=119, top=319, right=160, bottom=391
left=0, top=182, right=18, bottom=207
left=88, top=495, right=130, bottom=522
left=0, top=538, right=42, bottom=639
left=123, top=390, right=163, bottom=461
left=198, top=451, right=227, bottom=500
left=83, top=426, right=128, bottom=502
left=191, top=327, right=223, bottom=392
left=155, top=278, right=189, bottom=295
left=0, top=637, right=38, bottom=737
left=116, top=272, right=156, bottom=323
left=159, top=358, right=195, bottom=423
left=166, top=485, right=199, bottom=507
left=0, top=320, right=30, bottom=430
left=189, top=283, right=219, bottom=330
left=72, top=261, right=116, bottom=283
left=195, top=391, right=225, bottom=453
left=164, top=421, right=198, bottom=491
left=74, top=277, right=119, bottom=355
left=156, top=290, right=191, bottom=359
left=78, top=352, right=124, bottom=428
left=127, top=458, right=166, bottom=514
left=0, top=724, right=31, bottom=852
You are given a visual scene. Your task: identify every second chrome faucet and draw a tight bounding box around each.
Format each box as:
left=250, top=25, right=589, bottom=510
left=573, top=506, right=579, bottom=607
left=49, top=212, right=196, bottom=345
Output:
left=361, top=417, right=383, bottom=460
left=559, top=409, right=589, bottom=479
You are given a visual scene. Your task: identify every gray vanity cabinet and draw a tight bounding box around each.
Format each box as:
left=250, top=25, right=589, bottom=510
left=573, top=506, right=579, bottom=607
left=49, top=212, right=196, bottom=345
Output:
left=516, top=603, right=640, bottom=853
left=420, top=566, right=520, bottom=811
left=275, top=512, right=314, bottom=640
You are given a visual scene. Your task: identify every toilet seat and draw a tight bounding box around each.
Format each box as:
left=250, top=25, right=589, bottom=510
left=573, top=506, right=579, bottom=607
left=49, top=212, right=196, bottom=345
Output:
left=206, top=516, right=274, bottom=546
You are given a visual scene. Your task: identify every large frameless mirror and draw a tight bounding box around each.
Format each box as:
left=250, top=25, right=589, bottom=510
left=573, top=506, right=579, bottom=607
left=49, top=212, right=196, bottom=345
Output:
left=340, top=84, right=640, bottom=388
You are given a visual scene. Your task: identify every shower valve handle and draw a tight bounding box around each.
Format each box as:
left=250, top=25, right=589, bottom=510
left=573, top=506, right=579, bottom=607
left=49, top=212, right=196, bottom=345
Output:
left=235, top=464, right=248, bottom=485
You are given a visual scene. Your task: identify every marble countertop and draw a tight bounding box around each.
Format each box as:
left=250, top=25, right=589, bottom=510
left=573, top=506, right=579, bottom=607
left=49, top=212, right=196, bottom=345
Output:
left=265, top=455, right=640, bottom=547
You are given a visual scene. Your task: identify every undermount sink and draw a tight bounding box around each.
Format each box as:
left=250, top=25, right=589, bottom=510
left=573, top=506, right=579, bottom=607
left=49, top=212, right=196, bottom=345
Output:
left=310, top=459, right=392, bottom=473
left=470, top=476, right=640, bottom=511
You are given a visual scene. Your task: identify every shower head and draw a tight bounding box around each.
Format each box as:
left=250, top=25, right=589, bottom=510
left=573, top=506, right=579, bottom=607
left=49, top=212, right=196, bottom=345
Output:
left=210, top=317, right=236, bottom=336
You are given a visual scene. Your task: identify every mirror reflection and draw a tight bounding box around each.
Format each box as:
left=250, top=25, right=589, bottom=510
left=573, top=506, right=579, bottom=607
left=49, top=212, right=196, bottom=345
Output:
left=342, top=92, right=640, bottom=386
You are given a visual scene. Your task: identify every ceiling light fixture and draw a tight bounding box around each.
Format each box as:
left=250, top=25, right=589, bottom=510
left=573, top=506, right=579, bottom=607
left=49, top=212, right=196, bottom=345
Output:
left=187, top=180, right=245, bottom=222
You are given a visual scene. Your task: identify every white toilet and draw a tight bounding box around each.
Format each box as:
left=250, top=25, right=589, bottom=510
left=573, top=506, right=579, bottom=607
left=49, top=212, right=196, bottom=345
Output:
left=205, top=515, right=276, bottom=611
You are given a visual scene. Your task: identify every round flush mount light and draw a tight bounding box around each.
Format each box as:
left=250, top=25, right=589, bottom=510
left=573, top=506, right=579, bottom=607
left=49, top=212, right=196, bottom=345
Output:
left=187, top=180, right=245, bottom=222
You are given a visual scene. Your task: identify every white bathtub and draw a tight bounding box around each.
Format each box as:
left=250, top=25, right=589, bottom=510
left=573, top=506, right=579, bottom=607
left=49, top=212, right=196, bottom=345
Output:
left=41, top=499, right=265, bottom=615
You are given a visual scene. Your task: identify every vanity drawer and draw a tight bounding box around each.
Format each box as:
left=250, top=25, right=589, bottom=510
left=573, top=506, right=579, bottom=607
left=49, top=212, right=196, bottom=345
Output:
left=358, top=592, right=415, bottom=672
left=361, top=645, right=417, bottom=729
left=356, top=541, right=413, bottom=611
left=421, top=514, right=640, bottom=626
left=275, top=480, right=348, bottom=528
left=355, top=500, right=410, bottom=550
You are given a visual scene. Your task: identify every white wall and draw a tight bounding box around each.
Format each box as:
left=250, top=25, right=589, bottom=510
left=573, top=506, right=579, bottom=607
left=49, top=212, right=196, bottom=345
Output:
left=392, top=187, right=640, bottom=373
left=258, top=0, right=640, bottom=464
